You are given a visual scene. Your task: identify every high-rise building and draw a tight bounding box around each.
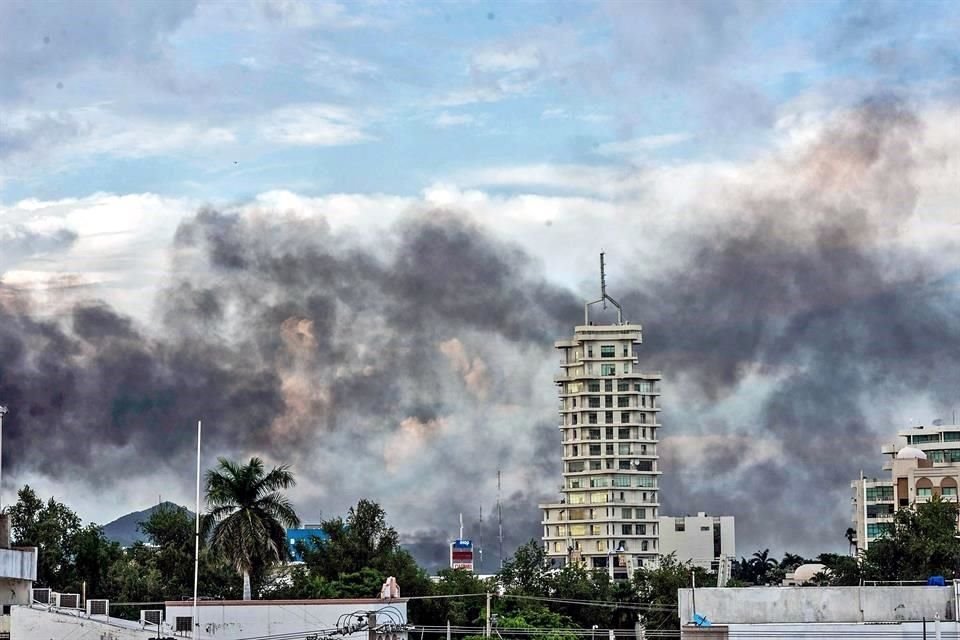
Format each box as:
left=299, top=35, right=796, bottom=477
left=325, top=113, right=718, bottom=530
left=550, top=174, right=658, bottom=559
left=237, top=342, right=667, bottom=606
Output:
left=540, top=256, right=662, bottom=578
left=851, top=420, right=960, bottom=554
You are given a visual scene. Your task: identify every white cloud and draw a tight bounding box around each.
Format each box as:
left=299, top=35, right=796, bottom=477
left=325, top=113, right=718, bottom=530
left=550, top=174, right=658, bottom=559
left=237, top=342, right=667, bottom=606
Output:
left=596, top=133, right=693, bottom=157
left=257, top=104, right=374, bottom=146
left=471, top=45, right=541, bottom=73
left=433, top=111, right=478, bottom=129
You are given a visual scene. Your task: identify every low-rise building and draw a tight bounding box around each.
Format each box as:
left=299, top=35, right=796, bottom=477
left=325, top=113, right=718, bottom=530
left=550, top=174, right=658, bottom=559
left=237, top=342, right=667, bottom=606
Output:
left=0, top=515, right=37, bottom=637
left=678, top=584, right=960, bottom=639
left=658, top=512, right=734, bottom=573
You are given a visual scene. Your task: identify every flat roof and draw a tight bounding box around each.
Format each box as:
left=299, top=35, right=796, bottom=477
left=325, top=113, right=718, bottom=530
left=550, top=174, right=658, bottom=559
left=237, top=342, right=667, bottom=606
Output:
left=166, top=598, right=407, bottom=607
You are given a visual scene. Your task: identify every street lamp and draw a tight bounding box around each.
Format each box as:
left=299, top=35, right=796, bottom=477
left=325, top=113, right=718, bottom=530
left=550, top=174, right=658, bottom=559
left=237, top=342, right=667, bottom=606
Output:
left=0, top=405, right=7, bottom=511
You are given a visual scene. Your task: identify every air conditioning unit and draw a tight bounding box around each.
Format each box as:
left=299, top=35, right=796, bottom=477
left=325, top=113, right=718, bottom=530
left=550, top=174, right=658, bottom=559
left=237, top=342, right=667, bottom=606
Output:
left=175, top=616, right=194, bottom=633
left=86, top=599, right=109, bottom=616
left=141, top=609, right=164, bottom=626
left=55, top=593, right=81, bottom=609
left=31, top=588, right=52, bottom=605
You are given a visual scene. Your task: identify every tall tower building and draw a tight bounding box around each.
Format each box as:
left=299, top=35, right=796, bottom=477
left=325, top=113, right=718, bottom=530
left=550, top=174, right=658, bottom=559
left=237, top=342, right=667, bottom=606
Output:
left=540, top=255, right=662, bottom=578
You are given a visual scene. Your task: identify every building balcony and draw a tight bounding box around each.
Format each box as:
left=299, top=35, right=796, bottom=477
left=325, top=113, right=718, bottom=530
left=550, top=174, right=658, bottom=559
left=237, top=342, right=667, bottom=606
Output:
left=0, top=547, right=38, bottom=582
left=880, top=444, right=897, bottom=455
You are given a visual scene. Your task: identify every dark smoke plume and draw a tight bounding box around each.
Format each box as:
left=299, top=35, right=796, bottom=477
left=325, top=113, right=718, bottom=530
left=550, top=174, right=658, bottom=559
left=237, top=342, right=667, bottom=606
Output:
left=1, top=96, right=954, bottom=564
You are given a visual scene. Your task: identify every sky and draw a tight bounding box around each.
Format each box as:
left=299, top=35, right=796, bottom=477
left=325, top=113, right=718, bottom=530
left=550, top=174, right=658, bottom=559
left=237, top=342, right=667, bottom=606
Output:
left=1, top=0, right=960, bottom=571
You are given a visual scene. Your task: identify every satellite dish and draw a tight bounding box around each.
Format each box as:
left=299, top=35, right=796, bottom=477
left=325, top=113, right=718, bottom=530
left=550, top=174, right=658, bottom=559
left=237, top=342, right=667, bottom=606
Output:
left=896, top=446, right=927, bottom=460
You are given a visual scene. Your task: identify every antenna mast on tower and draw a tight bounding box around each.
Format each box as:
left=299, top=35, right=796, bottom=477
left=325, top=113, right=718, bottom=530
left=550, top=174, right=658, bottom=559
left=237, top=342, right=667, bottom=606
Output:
left=497, top=470, right=504, bottom=569
left=584, top=251, right=624, bottom=324
left=478, top=505, right=484, bottom=572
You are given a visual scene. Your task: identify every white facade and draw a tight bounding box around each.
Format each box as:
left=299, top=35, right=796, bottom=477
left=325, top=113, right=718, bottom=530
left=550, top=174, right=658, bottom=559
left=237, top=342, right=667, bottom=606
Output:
left=165, top=598, right=408, bottom=639
left=540, top=318, right=663, bottom=577
left=12, top=605, right=157, bottom=639
left=851, top=421, right=960, bottom=553
left=658, top=512, right=735, bottom=571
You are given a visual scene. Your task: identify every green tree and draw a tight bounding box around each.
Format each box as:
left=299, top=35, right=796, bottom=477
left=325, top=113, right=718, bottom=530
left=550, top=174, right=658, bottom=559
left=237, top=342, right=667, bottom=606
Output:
left=294, top=499, right=432, bottom=616
left=862, top=497, right=960, bottom=581
left=633, top=553, right=709, bottom=630
left=498, top=540, right=552, bottom=596
left=816, top=553, right=861, bottom=586
left=205, top=457, right=301, bottom=599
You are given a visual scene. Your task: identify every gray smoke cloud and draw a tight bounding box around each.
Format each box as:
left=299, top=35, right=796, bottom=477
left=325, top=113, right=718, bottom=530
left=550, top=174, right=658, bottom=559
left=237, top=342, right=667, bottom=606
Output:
left=0, top=95, right=954, bottom=567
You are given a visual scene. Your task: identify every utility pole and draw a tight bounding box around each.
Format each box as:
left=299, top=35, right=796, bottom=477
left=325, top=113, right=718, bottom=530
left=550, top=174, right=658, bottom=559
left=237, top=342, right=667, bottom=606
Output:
left=485, top=592, right=492, bottom=638
left=368, top=612, right=378, bottom=640
left=0, top=405, right=8, bottom=510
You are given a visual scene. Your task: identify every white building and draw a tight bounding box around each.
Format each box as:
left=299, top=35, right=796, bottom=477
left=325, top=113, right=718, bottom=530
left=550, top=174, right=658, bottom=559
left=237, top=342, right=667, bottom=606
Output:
left=0, top=515, right=37, bottom=637
left=851, top=420, right=960, bottom=553
left=678, top=584, right=960, bottom=639
left=540, top=257, right=663, bottom=577
left=658, top=512, right=735, bottom=573
left=165, top=598, right=408, bottom=639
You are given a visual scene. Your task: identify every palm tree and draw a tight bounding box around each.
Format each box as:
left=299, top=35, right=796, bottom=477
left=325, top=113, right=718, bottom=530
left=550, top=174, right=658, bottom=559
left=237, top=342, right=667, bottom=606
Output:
left=845, top=527, right=857, bottom=555
left=205, top=457, right=301, bottom=600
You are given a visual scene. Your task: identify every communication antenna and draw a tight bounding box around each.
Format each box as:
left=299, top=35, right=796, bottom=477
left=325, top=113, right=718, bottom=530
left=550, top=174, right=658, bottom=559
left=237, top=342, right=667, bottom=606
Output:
left=478, top=505, right=484, bottom=572
left=497, top=470, right=504, bottom=569
left=459, top=512, right=464, bottom=541
left=585, top=252, right=624, bottom=324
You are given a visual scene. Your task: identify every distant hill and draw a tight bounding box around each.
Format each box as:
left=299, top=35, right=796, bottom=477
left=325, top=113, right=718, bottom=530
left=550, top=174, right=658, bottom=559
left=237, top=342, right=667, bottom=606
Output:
left=102, top=502, right=194, bottom=547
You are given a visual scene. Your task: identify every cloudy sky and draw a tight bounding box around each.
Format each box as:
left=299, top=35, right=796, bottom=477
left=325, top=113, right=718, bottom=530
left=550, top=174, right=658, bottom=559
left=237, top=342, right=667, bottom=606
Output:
left=1, top=0, right=959, bottom=569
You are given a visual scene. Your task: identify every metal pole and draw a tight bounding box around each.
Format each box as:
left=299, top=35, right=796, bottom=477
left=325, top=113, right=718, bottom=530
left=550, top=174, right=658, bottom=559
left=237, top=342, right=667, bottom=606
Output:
left=936, top=613, right=942, bottom=640
left=485, top=592, right=492, bottom=638
left=446, top=620, right=451, bottom=640
left=923, top=616, right=927, bottom=640
left=691, top=570, right=697, bottom=625
left=0, top=405, right=7, bottom=511
left=193, top=420, right=202, bottom=638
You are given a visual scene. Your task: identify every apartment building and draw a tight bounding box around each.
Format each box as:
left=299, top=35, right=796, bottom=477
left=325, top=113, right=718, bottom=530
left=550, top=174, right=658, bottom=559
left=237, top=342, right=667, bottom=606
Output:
left=851, top=420, right=960, bottom=553
left=540, top=264, right=662, bottom=578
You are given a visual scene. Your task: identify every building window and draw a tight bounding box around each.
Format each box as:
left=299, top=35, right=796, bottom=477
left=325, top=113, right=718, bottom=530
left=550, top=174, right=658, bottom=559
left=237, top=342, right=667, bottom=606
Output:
left=613, top=476, right=631, bottom=488
left=944, top=487, right=958, bottom=497
left=601, top=364, right=616, bottom=376
left=590, top=477, right=608, bottom=488
left=568, top=461, right=584, bottom=472
left=638, top=524, right=646, bottom=535
left=587, top=347, right=594, bottom=358
left=622, top=524, right=633, bottom=535
left=605, top=396, right=614, bottom=408
left=636, top=382, right=652, bottom=392
left=590, top=461, right=602, bottom=470
left=641, top=540, right=649, bottom=552
left=618, top=381, right=630, bottom=392
left=601, top=345, right=616, bottom=358
left=572, top=445, right=579, bottom=456
left=675, top=518, right=685, bottom=532
left=701, top=526, right=710, bottom=531
left=606, top=444, right=614, bottom=455
left=589, top=382, right=601, bottom=393
left=605, top=412, right=614, bottom=424
left=917, top=487, right=933, bottom=498
left=589, top=397, right=601, bottom=408
left=639, top=412, right=648, bottom=424
left=589, top=444, right=601, bottom=456
left=570, top=524, right=587, bottom=536
left=619, top=444, right=632, bottom=455
left=623, top=363, right=630, bottom=374
left=635, top=460, right=653, bottom=471
left=618, top=461, right=631, bottom=470
left=867, top=523, right=893, bottom=538
left=589, top=428, right=601, bottom=439
left=605, top=380, right=614, bottom=392
left=622, top=508, right=632, bottom=519
left=557, top=525, right=567, bottom=536
left=596, top=540, right=607, bottom=552
left=591, top=525, right=602, bottom=536
left=637, top=508, right=646, bottom=519
left=590, top=492, right=606, bottom=504
left=621, top=412, right=630, bottom=423
left=622, top=344, right=629, bottom=357
left=572, top=415, right=578, bottom=425
left=606, top=427, right=614, bottom=438
left=589, top=413, right=598, bottom=425
left=569, top=494, right=585, bottom=504
left=618, top=396, right=630, bottom=407
left=569, top=479, right=581, bottom=489
left=618, top=427, right=631, bottom=439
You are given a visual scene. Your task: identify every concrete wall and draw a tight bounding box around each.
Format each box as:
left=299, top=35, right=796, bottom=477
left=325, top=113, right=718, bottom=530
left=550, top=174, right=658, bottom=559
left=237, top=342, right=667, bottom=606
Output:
left=166, top=598, right=408, bottom=639
left=12, top=605, right=156, bottom=639
left=679, top=586, right=956, bottom=625
left=681, top=621, right=960, bottom=639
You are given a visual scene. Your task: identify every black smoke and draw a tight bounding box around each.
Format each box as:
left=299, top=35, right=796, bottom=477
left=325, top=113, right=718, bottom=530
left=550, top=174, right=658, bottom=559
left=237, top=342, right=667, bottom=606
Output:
left=1, top=96, right=955, bottom=564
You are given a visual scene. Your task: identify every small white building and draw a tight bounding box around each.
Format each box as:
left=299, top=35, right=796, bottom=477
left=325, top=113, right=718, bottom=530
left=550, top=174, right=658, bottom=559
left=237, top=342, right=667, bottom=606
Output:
left=658, top=512, right=735, bottom=572
left=165, top=597, right=408, bottom=639
left=0, top=515, right=38, bottom=637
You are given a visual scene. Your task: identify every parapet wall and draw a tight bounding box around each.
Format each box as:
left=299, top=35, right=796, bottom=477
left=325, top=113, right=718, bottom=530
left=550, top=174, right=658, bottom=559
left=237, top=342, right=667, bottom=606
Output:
left=679, top=586, right=956, bottom=624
